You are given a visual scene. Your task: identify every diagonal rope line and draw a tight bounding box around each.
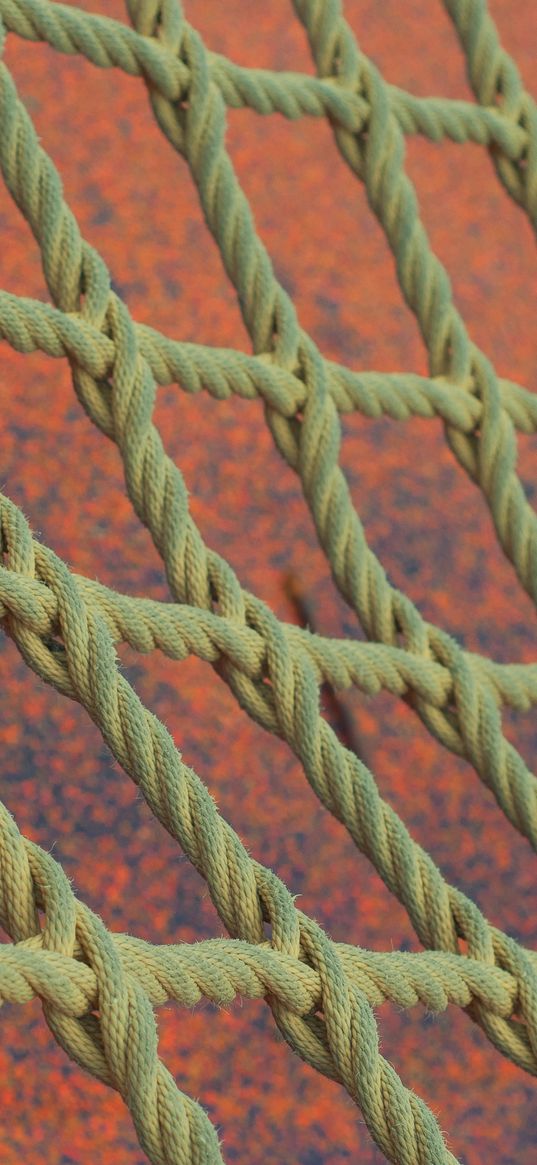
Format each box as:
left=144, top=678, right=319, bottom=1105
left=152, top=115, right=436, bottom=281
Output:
left=0, top=0, right=535, bottom=1162
left=1, top=493, right=466, bottom=1165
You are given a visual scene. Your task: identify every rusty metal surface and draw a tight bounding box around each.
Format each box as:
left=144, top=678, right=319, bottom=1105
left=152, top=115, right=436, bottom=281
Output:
left=0, top=2, right=536, bottom=1161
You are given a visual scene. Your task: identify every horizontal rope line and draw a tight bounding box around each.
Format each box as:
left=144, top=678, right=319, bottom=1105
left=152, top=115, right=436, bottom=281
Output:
left=0, top=288, right=536, bottom=432
left=3, top=548, right=537, bottom=715
left=0, top=0, right=529, bottom=157
left=2, top=489, right=536, bottom=1084
left=1, top=932, right=518, bottom=1021
left=0, top=0, right=536, bottom=1161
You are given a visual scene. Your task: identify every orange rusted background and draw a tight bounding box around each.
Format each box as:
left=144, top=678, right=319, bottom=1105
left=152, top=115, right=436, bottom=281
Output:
left=1, top=2, right=536, bottom=1162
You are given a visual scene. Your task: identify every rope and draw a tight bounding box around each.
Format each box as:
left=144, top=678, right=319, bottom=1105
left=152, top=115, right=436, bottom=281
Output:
left=0, top=0, right=535, bottom=1162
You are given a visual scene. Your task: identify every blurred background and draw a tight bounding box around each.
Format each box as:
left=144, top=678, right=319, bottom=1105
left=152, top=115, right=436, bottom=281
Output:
left=1, top=1, right=536, bottom=1161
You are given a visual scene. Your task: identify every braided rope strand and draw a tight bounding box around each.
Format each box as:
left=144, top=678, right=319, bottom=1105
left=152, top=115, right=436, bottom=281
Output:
left=2, top=490, right=537, bottom=1081
left=0, top=0, right=535, bottom=1161
left=1, top=5, right=537, bottom=849
left=1, top=498, right=464, bottom=1165
left=0, top=0, right=536, bottom=1079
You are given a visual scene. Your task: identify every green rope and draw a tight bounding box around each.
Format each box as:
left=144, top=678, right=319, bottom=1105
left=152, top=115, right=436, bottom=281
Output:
left=0, top=1, right=535, bottom=1163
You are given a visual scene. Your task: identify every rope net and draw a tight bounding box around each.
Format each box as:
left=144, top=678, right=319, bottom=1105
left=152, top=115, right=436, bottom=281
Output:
left=0, top=0, right=536, bottom=1161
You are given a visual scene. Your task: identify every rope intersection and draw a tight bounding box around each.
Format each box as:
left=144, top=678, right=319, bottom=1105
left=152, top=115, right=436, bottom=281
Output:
left=0, top=0, right=536, bottom=1162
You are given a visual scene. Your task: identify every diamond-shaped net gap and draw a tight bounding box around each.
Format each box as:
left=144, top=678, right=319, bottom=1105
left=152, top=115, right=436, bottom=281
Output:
left=0, top=0, right=536, bottom=1162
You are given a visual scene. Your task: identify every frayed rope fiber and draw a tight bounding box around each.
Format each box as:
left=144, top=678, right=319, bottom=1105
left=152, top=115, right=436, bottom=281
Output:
left=0, top=1, right=536, bottom=1162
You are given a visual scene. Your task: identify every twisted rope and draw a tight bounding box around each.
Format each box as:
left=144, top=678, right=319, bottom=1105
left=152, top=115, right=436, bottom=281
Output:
left=0, top=0, right=536, bottom=1162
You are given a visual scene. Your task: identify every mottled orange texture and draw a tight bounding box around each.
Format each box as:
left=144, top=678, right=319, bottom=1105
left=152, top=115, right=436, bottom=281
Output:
left=0, top=1, right=536, bottom=1163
